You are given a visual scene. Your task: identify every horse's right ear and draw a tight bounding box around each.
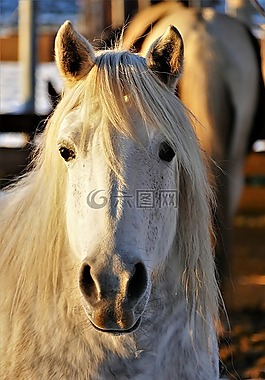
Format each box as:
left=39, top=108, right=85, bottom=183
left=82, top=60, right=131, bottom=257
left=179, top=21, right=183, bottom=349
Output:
left=146, top=25, right=184, bottom=90
left=55, top=21, right=95, bottom=87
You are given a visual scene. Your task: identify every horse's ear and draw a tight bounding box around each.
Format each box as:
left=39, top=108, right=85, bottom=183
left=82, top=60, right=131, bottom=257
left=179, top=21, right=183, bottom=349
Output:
left=146, top=25, right=184, bottom=90
left=55, top=21, right=95, bottom=87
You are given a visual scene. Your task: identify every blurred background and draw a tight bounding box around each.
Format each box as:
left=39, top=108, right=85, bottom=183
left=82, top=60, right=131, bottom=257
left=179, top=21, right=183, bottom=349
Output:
left=0, top=1, right=265, bottom=378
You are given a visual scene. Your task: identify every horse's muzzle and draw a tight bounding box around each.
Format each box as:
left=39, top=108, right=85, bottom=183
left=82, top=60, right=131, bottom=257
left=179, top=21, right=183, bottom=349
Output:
left=79, top=260, right=148, bottom=333
left=88, top=312, right=142, bottom=335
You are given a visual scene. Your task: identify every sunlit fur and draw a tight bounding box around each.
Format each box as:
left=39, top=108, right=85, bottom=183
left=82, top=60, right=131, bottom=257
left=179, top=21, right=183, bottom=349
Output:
left=0, top=46, right=219, bottom=378
left=124, top=3, right=265, bottom=288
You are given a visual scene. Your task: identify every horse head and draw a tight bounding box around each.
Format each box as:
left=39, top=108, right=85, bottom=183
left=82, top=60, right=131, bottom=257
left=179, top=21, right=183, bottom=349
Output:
left=0, top=20, right=219, bottom=379
left=54, top=21, right=185, bottom=334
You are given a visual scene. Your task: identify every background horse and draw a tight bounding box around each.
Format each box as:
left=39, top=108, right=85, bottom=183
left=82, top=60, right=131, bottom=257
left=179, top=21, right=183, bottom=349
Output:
left=123, top=2, right=265, bottom=287
left=0, top=22, right=219, bottom=379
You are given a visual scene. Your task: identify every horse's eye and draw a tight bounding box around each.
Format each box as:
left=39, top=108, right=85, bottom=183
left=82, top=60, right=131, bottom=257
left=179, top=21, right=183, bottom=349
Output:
left=159, top=141, right=175, bottom=162
left=59, top=146, right=76, bottom=162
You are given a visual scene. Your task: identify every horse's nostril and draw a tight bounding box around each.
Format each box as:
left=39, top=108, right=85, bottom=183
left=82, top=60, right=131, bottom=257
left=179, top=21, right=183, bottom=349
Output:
left=80, top=264, right=96, bottom=299
left=127, top=262, right=148, bottom=302
left=80, top=261, right=148, bottom=309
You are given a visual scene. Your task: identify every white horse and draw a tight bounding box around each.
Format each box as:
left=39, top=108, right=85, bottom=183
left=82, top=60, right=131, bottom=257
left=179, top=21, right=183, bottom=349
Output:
left=0, top=21, right=219, bottom=379
left=123, top=3, right=265, bottom=287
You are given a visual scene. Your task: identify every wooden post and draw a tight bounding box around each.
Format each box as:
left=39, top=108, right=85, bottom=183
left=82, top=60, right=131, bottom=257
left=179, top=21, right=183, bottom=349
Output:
left=18, top=0, right=37, bottom=113
left=78, top=0, right=112, bottom=40
left=112, top=0, right=145, bottom=28
left=111, top=0, right=125, bottom=29
left=79, top=0, right=150, bottom=39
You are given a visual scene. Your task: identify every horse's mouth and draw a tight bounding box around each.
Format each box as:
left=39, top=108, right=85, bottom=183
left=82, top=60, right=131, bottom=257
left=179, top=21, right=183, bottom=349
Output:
left=89, top=316, right=142, bottom=336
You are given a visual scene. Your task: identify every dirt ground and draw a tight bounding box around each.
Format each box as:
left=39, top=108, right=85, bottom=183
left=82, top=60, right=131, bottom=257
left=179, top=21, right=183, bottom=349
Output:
left=220, top=310, right=265, bottom=379
left=219, top=184, right=265, bottom=380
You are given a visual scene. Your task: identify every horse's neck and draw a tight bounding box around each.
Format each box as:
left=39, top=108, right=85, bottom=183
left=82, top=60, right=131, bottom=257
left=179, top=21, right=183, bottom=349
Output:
left=132, top=254, right=219, bottom=375
left=97, top=299, right=218, bottom=380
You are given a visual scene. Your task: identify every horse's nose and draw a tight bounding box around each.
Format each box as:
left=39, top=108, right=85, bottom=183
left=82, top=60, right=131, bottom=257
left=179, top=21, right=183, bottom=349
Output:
left=79, top=261, right=148, bottom=308
left=79, top=259, right=148, bottom=331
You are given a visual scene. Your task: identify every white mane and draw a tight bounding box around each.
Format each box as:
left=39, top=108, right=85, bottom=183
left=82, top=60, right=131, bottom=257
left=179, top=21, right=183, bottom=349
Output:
left=0, top=47, right=219, bottom=376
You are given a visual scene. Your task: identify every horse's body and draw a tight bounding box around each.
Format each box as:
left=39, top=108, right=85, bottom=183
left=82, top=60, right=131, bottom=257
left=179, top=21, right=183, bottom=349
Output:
left=123, top=2, right=265, bottom=284
left=0, top=22, right=219, bottom=379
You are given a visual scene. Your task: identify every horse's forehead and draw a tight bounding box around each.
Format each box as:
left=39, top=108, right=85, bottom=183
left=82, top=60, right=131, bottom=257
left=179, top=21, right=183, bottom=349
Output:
left=63, top=108, right=81, bottom=125
left=59, top=106, right=159, bottom=147
left=58, top=109, right=83, bottom=141
left=128, top=111, right=158, bottom=142
left=60, top=109, right=82, bottom=132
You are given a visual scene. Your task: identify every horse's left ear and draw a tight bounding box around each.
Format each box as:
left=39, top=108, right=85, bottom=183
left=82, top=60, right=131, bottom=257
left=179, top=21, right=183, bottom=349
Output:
left=146, top=25, right=184, bottom=90
left=55, top=20, right=95, bottom=87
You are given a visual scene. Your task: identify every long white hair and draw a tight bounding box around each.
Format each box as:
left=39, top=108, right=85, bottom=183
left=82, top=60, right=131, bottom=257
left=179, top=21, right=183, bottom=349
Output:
left=0, top=36, right=218, bottom=355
